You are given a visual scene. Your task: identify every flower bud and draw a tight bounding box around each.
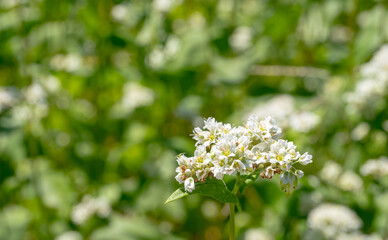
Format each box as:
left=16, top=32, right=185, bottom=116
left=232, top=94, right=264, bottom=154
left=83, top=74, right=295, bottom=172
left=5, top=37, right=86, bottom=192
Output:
left=280, top=171, right=298, bottom=196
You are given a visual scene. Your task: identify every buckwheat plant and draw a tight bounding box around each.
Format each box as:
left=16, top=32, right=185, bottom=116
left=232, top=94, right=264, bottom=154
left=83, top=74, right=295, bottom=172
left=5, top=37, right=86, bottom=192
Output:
left=165, top=116, right=313, bottom=240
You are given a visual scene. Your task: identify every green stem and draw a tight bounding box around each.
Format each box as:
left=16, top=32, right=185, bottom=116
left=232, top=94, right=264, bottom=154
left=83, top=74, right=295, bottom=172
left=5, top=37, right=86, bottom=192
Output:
left=229, top=202, right=235, bottom=240
left=229, top=174, right=241, bottom=240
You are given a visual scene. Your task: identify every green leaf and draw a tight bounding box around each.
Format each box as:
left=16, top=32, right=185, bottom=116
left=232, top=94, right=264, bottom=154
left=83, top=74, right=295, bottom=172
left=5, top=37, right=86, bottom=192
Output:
left=164, top=188, right=189, bottom=204
left=165, top=179, right=238, bottom=204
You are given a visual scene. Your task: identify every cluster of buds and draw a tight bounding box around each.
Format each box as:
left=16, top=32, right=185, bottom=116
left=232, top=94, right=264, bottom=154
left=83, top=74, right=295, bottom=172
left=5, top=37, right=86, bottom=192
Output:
left=175, top=116, right=313, bottom=194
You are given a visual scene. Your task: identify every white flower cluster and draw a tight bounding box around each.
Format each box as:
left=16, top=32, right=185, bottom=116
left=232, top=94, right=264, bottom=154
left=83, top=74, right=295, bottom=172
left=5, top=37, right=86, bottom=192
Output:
left=307, top=203, right=362, bottom=238
left=71, top=195, right=111, bottom=225
left=175, top=116, right=313, bottom=193
left=346, top=45, right=388, bottom=109
left=360, top=156, right=388, bottom=178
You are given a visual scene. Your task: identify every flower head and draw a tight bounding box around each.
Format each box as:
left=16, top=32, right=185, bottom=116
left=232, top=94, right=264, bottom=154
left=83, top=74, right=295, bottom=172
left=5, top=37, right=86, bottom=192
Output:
left=174, top=115, right=313, bottom=193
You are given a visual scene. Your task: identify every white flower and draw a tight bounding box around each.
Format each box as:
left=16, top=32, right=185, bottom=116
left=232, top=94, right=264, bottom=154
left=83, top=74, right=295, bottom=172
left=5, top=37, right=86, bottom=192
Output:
left=280, top=171, right=298, bottom=195
left=298, top=152, right=313, bottom=165
left=295, top=169, right=304, bottom=178
left=184, top=177, right=195, bottom=192
left=307, top=203, right=362, bottom=238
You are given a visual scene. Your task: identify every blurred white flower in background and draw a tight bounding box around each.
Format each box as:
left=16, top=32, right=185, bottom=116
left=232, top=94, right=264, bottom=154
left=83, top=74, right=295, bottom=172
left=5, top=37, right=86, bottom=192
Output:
left=0, top=0, right=19, bottom=9
left=24, top=83, right=46, bottom=104
left=111, top=50, right=130, bottom=69
left=120, top=82, right=154, bottom=112
left=246, top=95, right=295, bottom=125
left=337, top=171, right=363, bottom=192
left=110, top=82, right=155, bottom=118
left=383, top=120, right=388, bottom=132
left=307, top=203, right=362, bottom=238
left=153, top=0, right=172, bottom=12
left=335, top=232, right=382, bottom=240
left=56, top=132, right=71, bottom=147
left=55, top=231, right=82, bottom=240
left=146, top=36, right=180, bottom=70
left=188, top=12, right=206, bottom=30
left=147, top=46, right=165, bottom=69
left=360, top=156, right=388, bottom=178
left=40, top=75, right=61, bottom=93
left=320, top=161, right=342, bottom=184
left=244, top=228, right=274, bottom=240
left=50, top=54, right=95, bottom=75
left=246, top=95, right=320, bottom=133
left=289, top=111, right=320, bottom=133
left=216, top=0, right=234, bottom=20
left=201, top=200, right=219, bottom=219
left=0, top=82, right=62, bottom=126
left=229, top=27, right=254, bottom=52
left=164, top=36, right=181, bottom=57
left=50, top=54, right=83, bottom=72
left=351, top=122, right=370, bottom=141
left=330, top=25, right=352, bottom=43
left=111, top=4, right=129, bottom=22
left=0, top=87, right=17, bottom=112
left=346, top=45, right=388, bottom=110
left=8, top=83, right=49, bottom=125
left=71, top=195, right=111, bottom=225
left=320, top=161, right=363, bottom=192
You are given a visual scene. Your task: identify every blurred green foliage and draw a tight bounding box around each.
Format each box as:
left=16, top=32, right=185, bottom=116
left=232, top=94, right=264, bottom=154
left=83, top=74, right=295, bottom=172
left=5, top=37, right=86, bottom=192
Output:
left=0, top=0, right=388, bottom=239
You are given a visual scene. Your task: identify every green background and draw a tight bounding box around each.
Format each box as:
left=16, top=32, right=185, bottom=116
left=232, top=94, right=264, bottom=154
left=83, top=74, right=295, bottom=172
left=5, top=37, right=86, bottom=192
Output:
left=1, top=0, right=388, bottom=239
